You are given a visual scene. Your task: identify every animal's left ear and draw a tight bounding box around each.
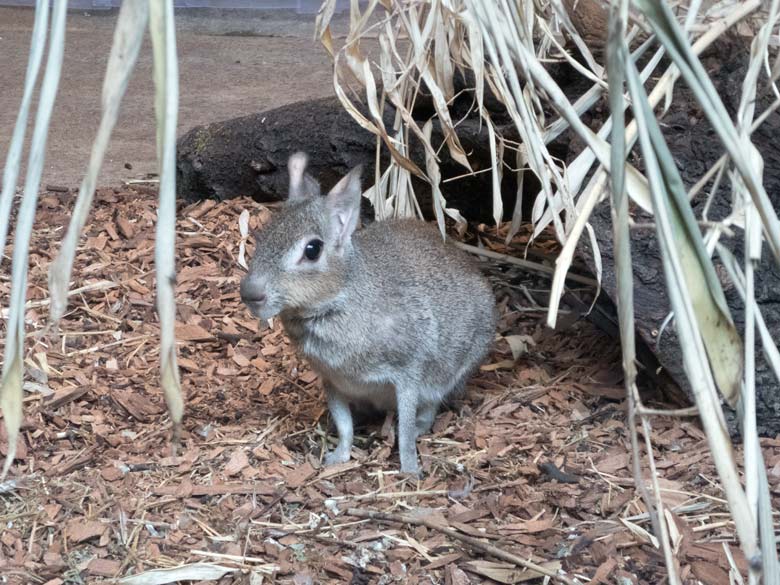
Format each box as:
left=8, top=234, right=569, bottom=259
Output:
left=288, top=152, right=321, bottom=201
left=325, top=165, right=362, bottom=250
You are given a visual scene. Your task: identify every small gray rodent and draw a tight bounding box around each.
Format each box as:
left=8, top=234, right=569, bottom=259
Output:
left=240, top=152, right=497, bottom=475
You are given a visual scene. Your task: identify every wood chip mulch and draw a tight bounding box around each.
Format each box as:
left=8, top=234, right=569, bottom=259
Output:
left=0, top=185, right=775, bottom=584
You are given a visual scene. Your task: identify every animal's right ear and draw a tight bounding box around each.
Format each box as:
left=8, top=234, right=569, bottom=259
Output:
left=325, top=165, right=362, bottom=251
left=288, top=152, right=321, bottom=201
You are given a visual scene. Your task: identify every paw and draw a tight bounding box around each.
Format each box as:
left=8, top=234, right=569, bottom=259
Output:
left=323, top=448, right=351, bottom=466
left=415, top=405, right=438, bottom=437
left=399, top=459, right=422, bottom=478
left=415, top=421, right=433, bottom=438
left=401, top=457, right=422, bottom=478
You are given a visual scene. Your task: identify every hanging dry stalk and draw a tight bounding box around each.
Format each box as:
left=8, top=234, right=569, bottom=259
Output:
left=0, top=0, right=184, bottom=478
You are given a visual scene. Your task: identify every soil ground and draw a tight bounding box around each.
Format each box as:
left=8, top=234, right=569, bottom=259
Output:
left=0, top=187, right=770, bottom=584
left=0, top=6, right=346, bottom=189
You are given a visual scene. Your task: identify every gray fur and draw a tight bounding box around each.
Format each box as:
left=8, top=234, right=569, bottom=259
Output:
left=240, top=152, right=497, bottom=475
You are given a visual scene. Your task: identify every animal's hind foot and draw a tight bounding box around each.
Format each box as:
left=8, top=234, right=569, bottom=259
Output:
left=415, top=403, right=438, bottom=438
left=323, top=448, right=351, bottom=466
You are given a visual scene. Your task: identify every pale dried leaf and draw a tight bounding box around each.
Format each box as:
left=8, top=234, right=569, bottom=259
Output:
left=120, top=563, right=237, bottom=585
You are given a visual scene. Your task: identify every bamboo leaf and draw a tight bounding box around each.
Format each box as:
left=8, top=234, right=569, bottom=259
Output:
left=237, top=209, right=250, bottom=270
left=469, top=1, right=567, bottom=241
left=606, top=0, right=665, bottom=563
left=731, top=0, right=780, bottom=575
left=0, top=0, right=51, bottom=476
left=486, top=113, right=503, bottom=228
left=716, top=245, right=780, bottom=393
left=423, top=120, right=447, bottom=238
left=120, top=563, right=237, bottom=585
left=546, top=173, right=604, bottom=328
left=314, top=0, right=338, bottom=56
left=465, top=15, right=485, bottom=115
left=531, top=2, right=760, bottom=239
left=335, top=47, right=425, bottom=178
left=633, top=69, right=743, bottom=407
left=433, top=4, right=455, bottom=101
left=377, top=32, right=439, bottom=164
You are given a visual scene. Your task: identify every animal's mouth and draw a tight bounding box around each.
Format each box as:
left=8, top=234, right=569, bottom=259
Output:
left=244, top=300, right=281, bottom=321
left=243, top=300, right=266, bottom=318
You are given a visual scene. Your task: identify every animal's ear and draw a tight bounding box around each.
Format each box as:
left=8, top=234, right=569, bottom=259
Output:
left=326, top=165, right=362, bottom=250
left=288, top=152, right=320, bottom=201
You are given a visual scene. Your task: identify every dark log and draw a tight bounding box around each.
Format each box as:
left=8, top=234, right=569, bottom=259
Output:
left=177, top=97, right=387, bottom=204
left=175, top=96, right=562, bottom=223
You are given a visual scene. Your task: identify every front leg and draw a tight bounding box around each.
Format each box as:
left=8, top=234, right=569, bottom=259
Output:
left=323, top=384, right=353, bottom=466
left=395, top=385, right=421, bottom=475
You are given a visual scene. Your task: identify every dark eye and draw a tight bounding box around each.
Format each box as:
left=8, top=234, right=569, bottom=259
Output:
left=303, top=239, right=323, bottom=261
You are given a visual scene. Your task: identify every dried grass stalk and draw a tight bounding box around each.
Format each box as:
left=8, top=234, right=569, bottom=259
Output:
left=1, top=0, right=184, bottom=475
left=149, top=0, right=184, bottom=441
left=48, top=0, right=150, bottom=325
left=1, top=0, right=67, bottom=479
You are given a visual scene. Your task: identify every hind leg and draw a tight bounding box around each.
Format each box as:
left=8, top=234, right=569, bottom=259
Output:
left=439, top=375, right=471, bottom=412
left=449, top=377, right=469, bottom=401
left=415, top=402, right=438, bottom=437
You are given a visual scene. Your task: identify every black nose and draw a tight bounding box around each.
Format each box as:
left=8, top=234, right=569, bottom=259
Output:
left=243, top=291, right=266, bottom=304
left=240, top=277, right=267, bottom=305
left=241, top=290, right=268, bottom=305
left=244, top=293, right=267, bottom=305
